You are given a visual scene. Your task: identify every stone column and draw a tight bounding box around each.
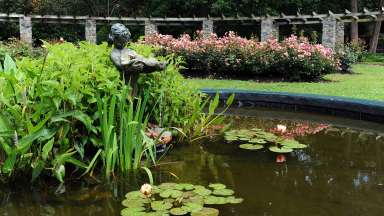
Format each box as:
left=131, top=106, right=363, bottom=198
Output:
left=19, top=16, right=32, bottom=45
left=322, top=16, right=337, bottom=50
left=202, top=19, right=214, bottom=37
left=85, top=19, right=97, bottom=44
left=336, top=22, right=345, bottom=45
left=145, top=20, right=158, bottom=36
left=261, top=18, right=278, bottom=41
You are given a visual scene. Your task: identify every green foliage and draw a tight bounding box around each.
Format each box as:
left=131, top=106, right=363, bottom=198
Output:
left=97, top=87, right=161, bottom=179
left=336, top=40, right=367, bottom=72
left=0, top=38, right=44, bottom=62
left=121, top=182, right=242, bottom=215
left=0, top=41, right=227, bottom=183
left=0, top=42, right=121, bottom=182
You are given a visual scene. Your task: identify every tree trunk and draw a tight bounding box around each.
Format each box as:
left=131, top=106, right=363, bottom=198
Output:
left=368, top=0, right=384, bottom=53
left=351, top=0, right=359, bottom=42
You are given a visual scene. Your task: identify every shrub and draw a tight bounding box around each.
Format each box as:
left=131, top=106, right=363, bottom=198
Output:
left=0, top=38, right=44, bottom=62
left=144, top=32, right=340, bottom=81
left=336, top=40, right=367, bottom=72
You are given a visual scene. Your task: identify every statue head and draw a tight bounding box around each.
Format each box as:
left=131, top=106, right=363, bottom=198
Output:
left=109, top=23, right=131, bottom=49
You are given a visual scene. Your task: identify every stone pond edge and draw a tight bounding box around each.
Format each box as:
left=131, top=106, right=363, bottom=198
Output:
left=201, top=89, right=384, bottom=123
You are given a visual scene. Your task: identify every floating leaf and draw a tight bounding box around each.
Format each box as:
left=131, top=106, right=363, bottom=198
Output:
left=126, top=191, right=146, bottom=199
left=279, top=139, right=307, bottom=149
left=159, top=182, right=177, bottom=190
left=194, top=188, right=212, bottom=196
left=191, top=207, right=219, bottom=216
left=226, top=196, right=244, bottom=204
left=239, top=144, right=264, bottom=150
left=122, top=199, right=145, bottom=208
left=182, top=202, right=203, bottom=213
left=269, top=146, right=293, bottom=153
left=121, top=207, right=146, bottom=216
left=249, top=138, right=267, bottom=144
left=160, top=189, right=183, bottom=199
left=208, top=183, right=226, bottom=190
left=170, top=207, right=188, bottom=215
left=204, top=196, right=228, bottom=205
left=151, top=201, right=173, bottom=211
left=175, top=183, right=194, bottom=191
left=212, top=188, right=235, bottom=196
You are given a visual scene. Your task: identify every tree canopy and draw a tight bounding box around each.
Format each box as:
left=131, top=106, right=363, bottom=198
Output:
left=0, top=0, right=381, bottom=17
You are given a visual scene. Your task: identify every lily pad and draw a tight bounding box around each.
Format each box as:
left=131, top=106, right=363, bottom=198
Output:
left=175, top=183, right=195, bottom=191
left=204, top=195, right=228, bottom=205
left=193, top=188, right=212, bottom=196
left=181, top=202, right=203, bottom=213
left=269, top=146, right=293, bottom=153
left=126, top=191, right=145, bottom=199
left=159, top=182, right=177, bottom=190
left=249, top=138, right=267, bottom=144
left=122, top=199, right=145, bottom=208
left=208, top=183, right=226, bottom=190
left=160, top=189, right=183, bottom=199
left=279, top=139, right=307, bottom=149
left=121, top=207, right=146, bottom=216
left=226, top=196, right=244, bottom=204
left=212, top=188, right=235, bottom=196
left=151, top=201, right=173, bottom=211
left=239, top=144, right=264, bottom=150
left=191, top=207, right=219, bottom=216
left=169, top=207, right=188, bottom=215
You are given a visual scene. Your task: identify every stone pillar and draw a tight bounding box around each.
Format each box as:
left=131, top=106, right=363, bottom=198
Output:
left=145, top=20, right=158, bottom=36
left=336, top=22, right=345, bottom=45
left=322, top=16, right=337, bottom=50
left=202, top=20, right=214, bottom=37
left=19, top=16, right=32, bottom=45
left=261, top=18, right=278, bottom=41
left=85, top=19, right=97, bottom=44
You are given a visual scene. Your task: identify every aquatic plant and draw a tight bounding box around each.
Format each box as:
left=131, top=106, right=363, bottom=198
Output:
left=225, top=128, right=307, bottom=153
left=121, top=182, right=243, bottom=215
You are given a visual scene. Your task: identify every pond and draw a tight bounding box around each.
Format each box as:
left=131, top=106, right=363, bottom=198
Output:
left=1, top=107, right=384, bottom=216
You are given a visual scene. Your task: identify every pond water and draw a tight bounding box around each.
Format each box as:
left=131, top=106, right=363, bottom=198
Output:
left=2, top=108, right=384, bottom=216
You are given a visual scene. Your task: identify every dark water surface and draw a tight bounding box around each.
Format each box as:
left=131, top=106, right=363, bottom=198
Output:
left=2, top=108, right=384, bottom=216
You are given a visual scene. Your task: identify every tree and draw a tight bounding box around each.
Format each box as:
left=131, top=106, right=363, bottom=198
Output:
left=368, top=0, right=383, bottom=53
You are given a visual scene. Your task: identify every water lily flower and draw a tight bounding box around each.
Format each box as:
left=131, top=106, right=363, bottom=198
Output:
left=140, top=183, right=152, bottom=197
left=276, top=155, right=286, bottom=163
left=276, top=124, right=287, bottom=133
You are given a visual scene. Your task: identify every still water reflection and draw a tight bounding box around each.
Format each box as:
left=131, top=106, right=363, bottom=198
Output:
left=1, top=110, right=384, bottom=216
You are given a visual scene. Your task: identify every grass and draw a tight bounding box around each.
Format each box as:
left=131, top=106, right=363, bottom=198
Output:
left=362, top=53, right=384, bottom=65
left=188, top=64, right=384, bottom=101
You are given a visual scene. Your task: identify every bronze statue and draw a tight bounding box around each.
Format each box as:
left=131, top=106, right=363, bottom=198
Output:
left=109, top=23, right=166, bottom=96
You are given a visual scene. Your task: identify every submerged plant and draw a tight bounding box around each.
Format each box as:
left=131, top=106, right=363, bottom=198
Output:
left=225, top=127, right=307, bottom=153
left=121, top=182, right=243, bottom=216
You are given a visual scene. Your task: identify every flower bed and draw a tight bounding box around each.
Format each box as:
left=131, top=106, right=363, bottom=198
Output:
left=144, top=32, right=340, bottom=81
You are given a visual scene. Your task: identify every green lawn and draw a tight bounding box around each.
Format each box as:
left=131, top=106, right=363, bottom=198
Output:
left=188, top=64, right=384, bottom=101
left=362, top=53, right=384, bottom=65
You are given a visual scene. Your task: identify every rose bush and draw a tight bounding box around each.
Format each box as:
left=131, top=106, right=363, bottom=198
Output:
left=144, top=32, right=340, bottom=81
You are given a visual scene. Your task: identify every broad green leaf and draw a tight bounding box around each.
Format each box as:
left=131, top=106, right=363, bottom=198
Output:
left=31, top=160, right=45, bottom=182
left=42, top=138, right=54, bottom=160
left=3, top=54, right=16, bottom=74
left=2, top=152, right=16, bottom=174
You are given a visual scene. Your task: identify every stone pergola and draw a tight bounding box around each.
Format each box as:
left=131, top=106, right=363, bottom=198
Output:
left=1, top=8, right=383, bottom=50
